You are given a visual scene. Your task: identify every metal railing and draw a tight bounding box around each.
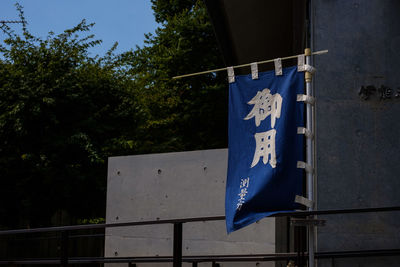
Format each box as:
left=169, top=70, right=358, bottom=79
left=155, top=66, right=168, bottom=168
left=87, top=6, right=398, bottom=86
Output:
left=0, top=206, right=400, bottom=266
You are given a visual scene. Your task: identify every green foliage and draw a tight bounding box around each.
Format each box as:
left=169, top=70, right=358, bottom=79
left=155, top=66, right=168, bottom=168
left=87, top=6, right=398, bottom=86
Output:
left=0, top=7, right=138, bottom=227
left=151, top=0, right=196, bottom=23
left=127, top=0, right=227, bottom=153
left=0, top=1, right=226, bottom=228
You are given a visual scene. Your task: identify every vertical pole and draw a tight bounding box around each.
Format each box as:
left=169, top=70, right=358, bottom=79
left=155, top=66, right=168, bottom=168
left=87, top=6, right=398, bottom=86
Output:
left=295, top=226, right=301, bottom=266
left=305, top=48, right=315, bottom=267
left=173, top=222, right=183, bottom=267
left=60, top=230, right=69, bottom=267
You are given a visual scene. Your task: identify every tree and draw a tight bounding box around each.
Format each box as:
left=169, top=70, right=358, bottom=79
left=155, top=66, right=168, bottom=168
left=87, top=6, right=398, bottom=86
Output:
left=0, top=0, right=227, bottom=228
left=125, top=0, right=228, bottom=153
left=0, top=6, right=139, bottom=227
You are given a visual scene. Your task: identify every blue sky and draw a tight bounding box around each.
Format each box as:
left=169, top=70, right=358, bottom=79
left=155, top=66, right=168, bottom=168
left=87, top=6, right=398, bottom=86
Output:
left=1, top=0, right=159, bottom=56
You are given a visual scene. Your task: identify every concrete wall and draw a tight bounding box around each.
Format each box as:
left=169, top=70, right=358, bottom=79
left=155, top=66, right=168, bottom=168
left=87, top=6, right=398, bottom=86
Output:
left=313, top=0, right=400, bottom=266
left=105, top=149, right=275, bottom=267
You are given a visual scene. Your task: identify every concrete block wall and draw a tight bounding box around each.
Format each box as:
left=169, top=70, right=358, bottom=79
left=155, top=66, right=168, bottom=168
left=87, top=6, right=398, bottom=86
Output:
left=105, top=149, right=275, bottom=267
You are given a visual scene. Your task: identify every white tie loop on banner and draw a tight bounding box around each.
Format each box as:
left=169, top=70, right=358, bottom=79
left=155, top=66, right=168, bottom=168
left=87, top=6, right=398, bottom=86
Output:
left=297, top=54, right=306, bottom=71
left=297, top=54, right=316, bottom=74
left=295, top=195, right=314, bottom=208
left=251, top=62, right=258, bottom=80
left=297, top=161, right=313, bottom=173
left=297, top=127, right=314, bottom=139
left=297, top=94, right=315, bottom=105
left=304, top=64, right=316, bottom=74
left=274, top=58, right=282, bottom=76
left=227, top=67, right=235, bottom=83
left=297, top=55, right=305, bottom=72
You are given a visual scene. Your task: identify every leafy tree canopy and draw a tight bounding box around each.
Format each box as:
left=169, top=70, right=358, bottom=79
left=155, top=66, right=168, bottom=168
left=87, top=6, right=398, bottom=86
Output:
left=0, top=0, right=226, bottom=228
left=128, top=0, right=227, bottom=153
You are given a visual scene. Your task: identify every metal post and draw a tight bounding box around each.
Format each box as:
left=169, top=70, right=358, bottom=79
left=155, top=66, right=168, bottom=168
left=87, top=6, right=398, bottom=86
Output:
left=296, top=226, right=301, bottom=266
left=305, top=48, right=315, bottom=267
left=60, top=230, right=69, bottom=267
left=173, top=222, right=183, bottom=267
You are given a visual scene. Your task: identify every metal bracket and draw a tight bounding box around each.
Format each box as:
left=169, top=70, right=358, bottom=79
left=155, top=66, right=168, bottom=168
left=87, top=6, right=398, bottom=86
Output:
left=290, top=218, right=326, bottom=227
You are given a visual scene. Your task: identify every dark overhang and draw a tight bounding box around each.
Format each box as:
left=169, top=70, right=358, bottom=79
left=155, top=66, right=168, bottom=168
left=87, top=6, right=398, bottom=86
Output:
left=204, top=0, right=307, bottom=74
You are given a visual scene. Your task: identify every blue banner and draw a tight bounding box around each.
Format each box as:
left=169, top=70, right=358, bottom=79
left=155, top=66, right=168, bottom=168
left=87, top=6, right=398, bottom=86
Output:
left=226, top=66, right=304, bottom=233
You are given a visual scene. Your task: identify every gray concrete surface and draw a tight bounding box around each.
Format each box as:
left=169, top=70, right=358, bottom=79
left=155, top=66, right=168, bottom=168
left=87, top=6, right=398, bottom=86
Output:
left=105, top=149, right=275, bottom=267
left=313, top=0, right=400, bottom=265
